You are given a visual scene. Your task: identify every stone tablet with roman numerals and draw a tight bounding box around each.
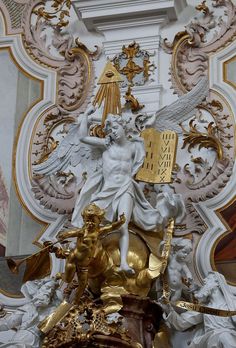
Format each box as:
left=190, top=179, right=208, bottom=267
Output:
left=136, top=128, right=178, bottom=184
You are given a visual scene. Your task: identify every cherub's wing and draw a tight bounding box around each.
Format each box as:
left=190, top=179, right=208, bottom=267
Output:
left=33, top=124, right=102, bottom=176
left=155, top=76, right=209, bottom=133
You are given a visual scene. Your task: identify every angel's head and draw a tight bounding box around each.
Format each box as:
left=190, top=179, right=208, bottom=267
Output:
left=104, top=114, right=129, bottom=141
left=171, top=238, right=192, bottom=261
left=82, top=203, right=105, bottom=228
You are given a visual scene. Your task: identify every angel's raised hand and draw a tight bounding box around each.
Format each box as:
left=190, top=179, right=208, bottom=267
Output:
left=85, top=105, right=97, bottom=117
left=119, top=213, right=126, bottom=224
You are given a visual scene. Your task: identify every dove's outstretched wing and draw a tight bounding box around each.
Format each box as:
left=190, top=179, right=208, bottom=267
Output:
left=33, top=123, right=102, bottom=177
left=155, top=76, right=209, bottom=133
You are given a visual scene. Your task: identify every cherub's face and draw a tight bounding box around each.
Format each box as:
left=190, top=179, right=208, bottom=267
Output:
left=176, top=246, right=192, bottom=261
left=109, top=122, right=125, bottom=141
left=84, top=215, right=102, bottom=230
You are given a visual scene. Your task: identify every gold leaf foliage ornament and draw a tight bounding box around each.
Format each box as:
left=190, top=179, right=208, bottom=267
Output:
left=195, top=0, right=210, bottom=16
left=113, top=41, right=155, bottom=87
left=35, top=136, right=59, bottom=164
left=41, top=298, right=141, bottom=348
left=180, top=120, right=223, bottom=160
left=33, top=0, right=71, bottom=29
left=122, top=42, right=139, bottom=58
left=124, top=86, right=144, bottom=113
left=113, top=41, right=155, bottom=114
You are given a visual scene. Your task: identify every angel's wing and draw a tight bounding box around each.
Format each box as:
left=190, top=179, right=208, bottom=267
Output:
left=155, top=76, right=209, bottom=133
left=31, top=174, right=78, bottom=214
left=33, top=123, right=102, bottom=176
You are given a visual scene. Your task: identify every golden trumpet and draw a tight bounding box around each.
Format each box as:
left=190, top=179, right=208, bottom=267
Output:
left=7, top=258, right=26, bottom=274
left=6, top=241, right=55, bottom=274
left=6, top=239, right=68, bottom=280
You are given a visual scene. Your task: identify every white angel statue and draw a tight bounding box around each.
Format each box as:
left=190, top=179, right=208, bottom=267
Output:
left=0, top=277, right=62, bottom=348
left=160, top=272, right=236, bottom=348
left=33, top=76, right=208, bottom=274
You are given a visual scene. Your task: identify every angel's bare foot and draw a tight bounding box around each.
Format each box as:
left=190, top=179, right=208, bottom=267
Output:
left=118, top=263, right=135, bottom=275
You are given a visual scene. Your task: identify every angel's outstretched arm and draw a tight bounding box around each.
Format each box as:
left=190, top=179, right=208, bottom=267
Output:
left=58, top=228, right=83, bottom=240
left=80, top=136, right=106, bottom=148
left=100, top=214, right=126, bottom=233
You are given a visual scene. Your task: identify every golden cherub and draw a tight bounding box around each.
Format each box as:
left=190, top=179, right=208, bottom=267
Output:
left=57, top=203, right=126, bottom=303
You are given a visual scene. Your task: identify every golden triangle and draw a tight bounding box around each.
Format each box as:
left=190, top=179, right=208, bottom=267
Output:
left=98, top=60, right=123, bottom=84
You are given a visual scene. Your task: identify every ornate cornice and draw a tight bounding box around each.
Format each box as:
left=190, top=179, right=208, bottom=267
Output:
left=72, top=0, right=187, bottom=30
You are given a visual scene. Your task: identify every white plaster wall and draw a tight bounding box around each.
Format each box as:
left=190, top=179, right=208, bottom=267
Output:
left=0, top=50, right=18, bottom=193
left=6, top=71, right=42, bottom=256
left=160, top=2, right=197, bottom=106
left=0, top=50, right=18, bottom=247
left=0, top=44, right=43, bottom=255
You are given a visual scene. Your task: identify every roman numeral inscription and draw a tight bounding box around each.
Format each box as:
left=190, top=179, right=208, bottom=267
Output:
left=136, top=128, right=178, bottom=183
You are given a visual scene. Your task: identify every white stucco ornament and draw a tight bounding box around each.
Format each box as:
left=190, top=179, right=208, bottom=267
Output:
left=33, top=74, right=211, bottom=274
left=34, top=109, right=185, bottom=273
left=161, top=272, right=236, bottom=348
left=0, top=277, right=62, bottom=348
left=166, top=238, right=193, bottom=301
